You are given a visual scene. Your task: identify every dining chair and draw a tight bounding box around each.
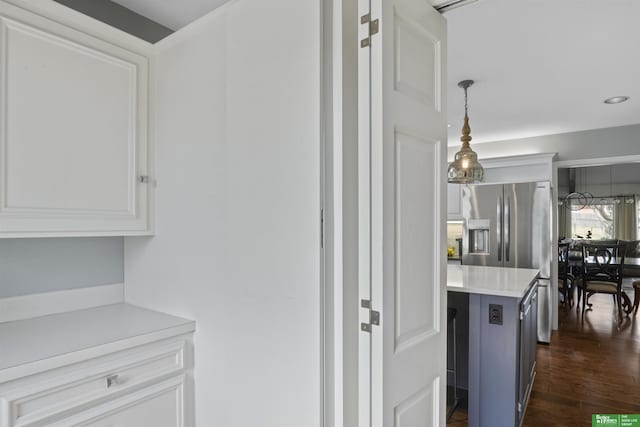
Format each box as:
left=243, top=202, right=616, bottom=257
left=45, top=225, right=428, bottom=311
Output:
left=558, top=242, right=574, bottom=307
left=633, top=280, right=640, bottom=315
left=580, top=243, right=627, bottom=320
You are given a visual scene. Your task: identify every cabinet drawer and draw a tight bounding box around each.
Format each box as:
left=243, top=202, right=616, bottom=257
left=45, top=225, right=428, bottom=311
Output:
left=1, top=339, right=186, bottom=427
left=47, top=376, right=185, bottom=427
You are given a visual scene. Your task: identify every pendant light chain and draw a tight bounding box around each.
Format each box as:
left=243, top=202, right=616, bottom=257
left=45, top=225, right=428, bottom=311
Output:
left=464, top=85, right=468, bottom=117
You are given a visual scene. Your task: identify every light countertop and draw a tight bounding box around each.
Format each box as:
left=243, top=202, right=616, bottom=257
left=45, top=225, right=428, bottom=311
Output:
left=447, top=264, right=540, bottom=298
left=0, top=303, right=195, bottom=377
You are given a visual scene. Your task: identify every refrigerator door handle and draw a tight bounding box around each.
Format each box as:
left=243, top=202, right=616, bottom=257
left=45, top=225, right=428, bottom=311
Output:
left=505, top=196, right=511, bottom=262
left=497, top=197, right=502, bottom=262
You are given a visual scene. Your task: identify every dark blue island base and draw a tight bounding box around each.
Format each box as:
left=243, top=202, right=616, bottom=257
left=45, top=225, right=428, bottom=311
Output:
left=448, top=278, right=538, bottom=427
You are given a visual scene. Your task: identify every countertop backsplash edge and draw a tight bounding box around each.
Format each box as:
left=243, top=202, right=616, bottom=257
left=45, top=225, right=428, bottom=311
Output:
left=0, top=283, right=124, bottom=323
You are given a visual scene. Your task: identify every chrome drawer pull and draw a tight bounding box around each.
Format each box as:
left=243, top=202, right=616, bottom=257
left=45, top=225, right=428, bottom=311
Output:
left=106, top=374, right=121, bottom=388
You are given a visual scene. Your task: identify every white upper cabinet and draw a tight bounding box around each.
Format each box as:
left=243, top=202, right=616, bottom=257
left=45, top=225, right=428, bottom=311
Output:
left=0, top=1, right=152, bottom=237
left=479, top=153, right=556, bottom=184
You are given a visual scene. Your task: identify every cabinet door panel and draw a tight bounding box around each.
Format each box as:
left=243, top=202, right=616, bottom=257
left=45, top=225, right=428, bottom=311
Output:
left=4, top=19, right=133, bottom=213
left=0, top=2, right=150, bottom=236
left=529, top=285, right=538, bottom=382
left=81, top=386, right=180, bottom=427
left=49, top=376, right=185, bottom=427
left=447, top=183, right=462, bottom=220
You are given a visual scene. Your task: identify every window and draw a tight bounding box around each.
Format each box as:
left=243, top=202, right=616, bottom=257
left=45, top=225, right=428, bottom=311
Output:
left=570, top=202, right=614, bottom=240
left=637, top=195, right=640, bottom=239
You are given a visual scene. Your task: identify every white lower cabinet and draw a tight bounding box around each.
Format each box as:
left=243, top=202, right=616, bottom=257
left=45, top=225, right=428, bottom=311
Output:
left=52, top=376, right=184, bottom=427
left=0, top=335, right=193, bottom=427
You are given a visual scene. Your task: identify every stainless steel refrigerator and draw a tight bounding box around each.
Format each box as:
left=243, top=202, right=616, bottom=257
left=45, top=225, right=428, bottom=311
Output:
left=461, top=182, right=552, bottom=343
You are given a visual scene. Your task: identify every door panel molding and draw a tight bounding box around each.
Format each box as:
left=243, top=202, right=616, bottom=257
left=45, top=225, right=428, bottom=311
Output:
left=393, top=379, right=439, bottom=427
left=393, top=129, right=441, bottom=354
left=393, top=9, right=441, bottom=111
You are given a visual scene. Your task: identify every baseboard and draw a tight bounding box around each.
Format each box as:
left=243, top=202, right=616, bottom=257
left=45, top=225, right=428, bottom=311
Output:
left=0, top=283, right=124, bottom=323
left=446, top=385, right=469, bottom=410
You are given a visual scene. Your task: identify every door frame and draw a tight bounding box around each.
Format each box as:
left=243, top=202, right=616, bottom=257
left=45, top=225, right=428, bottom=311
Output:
left=552, top=154, right=640, bottom=329
left=321, top=0, right=348, bottom=425
left=321, top=0, right=367, bottom=425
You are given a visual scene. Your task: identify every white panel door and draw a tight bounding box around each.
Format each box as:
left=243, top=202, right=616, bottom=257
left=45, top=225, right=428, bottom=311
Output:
left=0, top=1, right=150, bottom=236
left=359, top=0, right=447, bottom=425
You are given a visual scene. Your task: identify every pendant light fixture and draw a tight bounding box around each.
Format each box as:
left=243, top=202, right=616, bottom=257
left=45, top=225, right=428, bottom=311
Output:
left=447, top=80, right=483, bottom=184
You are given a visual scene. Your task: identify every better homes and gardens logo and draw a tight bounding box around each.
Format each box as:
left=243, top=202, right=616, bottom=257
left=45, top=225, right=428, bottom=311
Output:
left=593, top=414, right=640, bottom=426
left=594, top=415, right=619, bottom=426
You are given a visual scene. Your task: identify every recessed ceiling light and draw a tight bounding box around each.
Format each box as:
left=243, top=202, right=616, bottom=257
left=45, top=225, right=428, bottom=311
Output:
left=604, top=96, right=630, bottom=104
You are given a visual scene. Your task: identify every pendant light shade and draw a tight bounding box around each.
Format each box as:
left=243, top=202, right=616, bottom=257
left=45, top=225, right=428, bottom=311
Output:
left=448, top=80, right=483, bottom=184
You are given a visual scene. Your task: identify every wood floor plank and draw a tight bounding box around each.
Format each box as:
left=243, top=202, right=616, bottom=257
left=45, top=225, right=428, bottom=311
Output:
left=524, top=293, right=640, bottom=426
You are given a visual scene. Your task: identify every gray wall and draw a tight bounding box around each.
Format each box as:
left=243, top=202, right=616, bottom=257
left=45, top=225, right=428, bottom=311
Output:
left=0, top=237, right=123, bottom=298
left=448, top=123, right=640, bottom=162
left=54, top=0, right=173, bottom=43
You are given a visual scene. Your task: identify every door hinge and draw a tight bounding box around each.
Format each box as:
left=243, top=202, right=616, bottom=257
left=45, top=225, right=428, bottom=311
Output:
left=360, top=299, right=380, bottom=333
left=139, top=175, right=150, bottom=184
left=370, top=19, right=379, bottom=35
left=519, top=310, right=524, bottom=321
left=517, top=402, right=522, bottom=413
left=360, top=14, right=379, bottom=48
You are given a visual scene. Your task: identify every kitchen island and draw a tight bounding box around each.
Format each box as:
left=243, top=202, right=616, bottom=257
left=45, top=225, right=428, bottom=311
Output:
left=448, top=264, right=540, bottom=298
left=447, top=264, right=539, bottom=427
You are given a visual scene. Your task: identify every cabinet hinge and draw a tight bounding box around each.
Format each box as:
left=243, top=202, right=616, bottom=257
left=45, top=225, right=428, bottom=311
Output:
left=139, top=175, right=150, bottom=184
left=360, top=14, right=379, bottom=48
left=360, top=299, right=380, bottom=333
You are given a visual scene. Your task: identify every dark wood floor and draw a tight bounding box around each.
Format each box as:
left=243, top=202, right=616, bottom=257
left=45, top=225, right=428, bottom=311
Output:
left=447, top=292, right=640, bottom=426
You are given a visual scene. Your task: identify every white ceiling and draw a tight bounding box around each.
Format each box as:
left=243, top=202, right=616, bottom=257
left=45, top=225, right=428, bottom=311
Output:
left=446, top=0, right=640, bottom=146
left=112, top=0, right=457, bottom=30
left=111, top=0, right=640, bottom=147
